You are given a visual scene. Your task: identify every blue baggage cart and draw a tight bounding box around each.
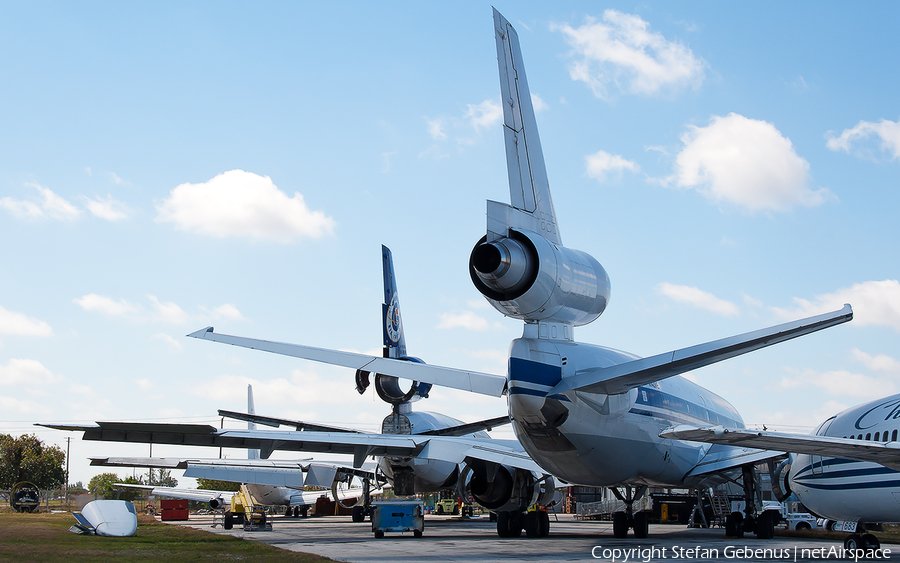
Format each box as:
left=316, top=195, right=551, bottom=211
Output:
left=371, top=500, right=424, bottom=538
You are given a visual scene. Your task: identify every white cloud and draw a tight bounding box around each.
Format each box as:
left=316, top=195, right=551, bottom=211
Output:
left=585, top=150, right=639, bottom=182
left=552, top=10, right=706, bottom=99
left=148, top=295, right=189, bottom=324
left=771, top=280, right=900, bottom=330
left=465, top=99, right=503, bottom=130
left=0, top=183, right=81, bottom=221
left=73, top=293, right=140, bottom=317
left=673, top=113, right=833, bottom=213
left=427, top=118, right=447, bottom=140
left=780, top=367, right=894, bottom=400
left=213, top=304, right=245, bottom=321
left=826, top=117, right=900, bottom=161
left=0, top=305, right=53, bottom=336
left=0, top=358, right=62, bottom=386
left=852, top=348, right=900, bottom=375
left=83, top=195, right=130, bottom=221
left=151, top=333, right=183, bottom=352
left=156, top=170, right=335, bottom=242
left=656, top=282, right=739, bottom=316
left=436, top=311, right=499, bottom=332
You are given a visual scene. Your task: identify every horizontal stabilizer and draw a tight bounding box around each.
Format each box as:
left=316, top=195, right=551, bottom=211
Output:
left=418, top=415, right=510, bottom=437
left=218, top=409, right=360, bottom=433
left=662, top=425, right=900, bottom=472
left=550, top=305, right=852, bottom=396
left=188, top=327, right=507, bottom=397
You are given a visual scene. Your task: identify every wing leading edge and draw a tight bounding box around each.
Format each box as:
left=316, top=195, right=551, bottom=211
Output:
left=187, top=327, right=506, bottom=397
left=550, top=305, right=853, bottom=396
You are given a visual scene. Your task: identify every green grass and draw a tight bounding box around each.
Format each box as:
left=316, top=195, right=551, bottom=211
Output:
left=0, top=512, right=335, bottom=562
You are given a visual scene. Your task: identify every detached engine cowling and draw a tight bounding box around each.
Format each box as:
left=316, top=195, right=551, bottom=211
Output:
left=469, top=229, right=610, bottom=326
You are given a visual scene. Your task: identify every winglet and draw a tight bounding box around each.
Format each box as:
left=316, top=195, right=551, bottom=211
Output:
left=187, top=326, right=214, bottom=338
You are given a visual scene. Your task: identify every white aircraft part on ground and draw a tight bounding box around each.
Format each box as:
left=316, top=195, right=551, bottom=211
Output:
left=75, top=500, right=138, bottom=537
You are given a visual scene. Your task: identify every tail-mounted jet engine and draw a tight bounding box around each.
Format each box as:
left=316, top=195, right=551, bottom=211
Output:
left=208, top=498, right=222, bottom=510
left=458, top=459, right=555, bottom=514
left=469, top=230, right=611, bottom=326
left=355, top=356, right=432, bottom=405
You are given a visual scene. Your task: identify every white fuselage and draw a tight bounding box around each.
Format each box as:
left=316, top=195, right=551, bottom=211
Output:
left=789, top=395, right=900, bottom=524
left=508, top=333, right=745, bottom=488
left=245, top=483, right=295, bottom=507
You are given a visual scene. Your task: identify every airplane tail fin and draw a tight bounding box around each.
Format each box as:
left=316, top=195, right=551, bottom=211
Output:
left=382, top=245, right=407, bottom=359
left=493, top=8, right=560, bottom=244
left=247, top=384, right=260, bottom=460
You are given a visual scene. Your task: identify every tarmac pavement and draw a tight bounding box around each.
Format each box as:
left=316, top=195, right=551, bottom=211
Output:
left=169, top=513, right=898, bottom=562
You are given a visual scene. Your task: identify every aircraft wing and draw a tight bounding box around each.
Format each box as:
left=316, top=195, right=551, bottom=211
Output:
left=91, top=457, right=310, bottom=470
left=550, top=305, right=853, bottom=396
left=187, top=327, right=507, bottom=397
left=113, top=483, right=233, bottom=506
left=662, top=425, right=900, bottom=472
left=42, top=421, right=545, bottom=475
left=218, top=410, right=360, bottom=433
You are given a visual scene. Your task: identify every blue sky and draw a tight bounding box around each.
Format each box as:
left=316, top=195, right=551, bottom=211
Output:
left=2, top=1, right=899, bottom=488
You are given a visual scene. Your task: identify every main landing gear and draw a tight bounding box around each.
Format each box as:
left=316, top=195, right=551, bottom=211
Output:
left=724, top=464, right=778, bottom=540
left=496, top=507, right=551, bottom=538
left=609, top=485, right=650, bottom=539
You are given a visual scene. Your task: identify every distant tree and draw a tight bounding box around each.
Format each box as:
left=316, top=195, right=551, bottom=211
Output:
left=147, top=468, right=178, bottom=488
left=68, top=481, right=87, bottom=494
left=88, top=472, right=121, bottom=499
left=196, top=478, right=241, bottom=492
left=117, top=476, right=144, bottom=502
left=0, top=434, right=65, bottom=490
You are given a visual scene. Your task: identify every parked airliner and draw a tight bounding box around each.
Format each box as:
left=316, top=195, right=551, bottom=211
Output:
left=663, top=394, right=900, bottom=551
left=178, top=10, right=853, bottom=539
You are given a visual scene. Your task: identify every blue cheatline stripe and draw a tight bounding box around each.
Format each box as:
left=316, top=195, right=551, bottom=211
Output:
left=509, top=357, right=562, bottom=387
left=635, top=387, right=743, bottom=429
left=793, top=458, right=881, bottom=479
left=793, top=478, right=900, bottom=491
left=793, top=465, right=899, bottom=482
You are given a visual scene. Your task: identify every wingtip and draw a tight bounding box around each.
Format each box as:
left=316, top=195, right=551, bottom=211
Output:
left=187, top=326, right=214, bottom=338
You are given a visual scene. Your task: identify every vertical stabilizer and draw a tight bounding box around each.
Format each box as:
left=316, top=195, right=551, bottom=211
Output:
left=493, top=8, right=560, bottom=244
left=247, top=384, right=259, bottom=460
left=382, top=245, right=407, bottom=359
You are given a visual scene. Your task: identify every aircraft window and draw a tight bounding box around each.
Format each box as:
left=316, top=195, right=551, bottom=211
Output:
left=858, top=434, right=863, bottom=440
left=885, top=432, right=890, bottom=442
left=875, top=432, right=881, bottom=441
left=866, top=433, right=872, bottom=440
left=894, top=430, right=898, bottom=441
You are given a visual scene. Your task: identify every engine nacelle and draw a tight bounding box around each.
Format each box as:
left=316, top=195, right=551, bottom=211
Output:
left=469, top=229, right=610, bottom=326
left=458, top=460, right=554, bottom=513
left=771, top=459, right=792, bottom=502
left=355, top=356, right=432, bottom=405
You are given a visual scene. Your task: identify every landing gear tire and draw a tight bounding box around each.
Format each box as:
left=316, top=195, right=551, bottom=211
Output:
left=413, top=529, right=423, bottom=538
left=725, top=512, right=743, bottom=538
left=497, top=510, right=523, bottom=538
left=845, top=534, right=863, bottom=551
left=525, top=512, right=541, bottom=538
left=633, top=512, right=649, bottom=539
left=352, top=505, right=366, bottom=523
left=374, top=530, right=385, bottom=539
left=538, top=510, right=550, bottom=537
left=755, top=511, right=775, bottom=540
left=612, top=512, right=629, bottom=539
left=862, top=533, right=880, bottom=550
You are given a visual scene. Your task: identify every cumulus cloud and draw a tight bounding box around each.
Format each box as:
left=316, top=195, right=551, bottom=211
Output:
left=552, top=10, right=706, bottom=99
left=852, top=348, right=900, bottom=375
left=83, top=195, right=130, bottom=221
left=436, top=311, right=500, bottom=332
left=0, top=358, right=62, bottom=386
left=656, top=283, right=739, bottom=316
left=781, top=367, right=895, bottom=400
left=465, top=99, right=503, bottom=130
left=673, top=113, right=833, bottom=213
left=148, top=295, right=189, bottom=324
left=771, top=280, right=900, bottom=330
left=73, top=294, right=140, bottom=317
left=585, top=150, right=639, bottom=182
left=151, top=333, right=183, bottom=352
left=213, top=304, right=245, bottom=321
left=156, top=170, right=335, bottom=242
left=0, top=305, right=53, bottom=337
left=427, top=118, right=447, bottom=140
left=0, top=183, right=81, bottom=220
left=826, top=117, right=900, bottom=161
